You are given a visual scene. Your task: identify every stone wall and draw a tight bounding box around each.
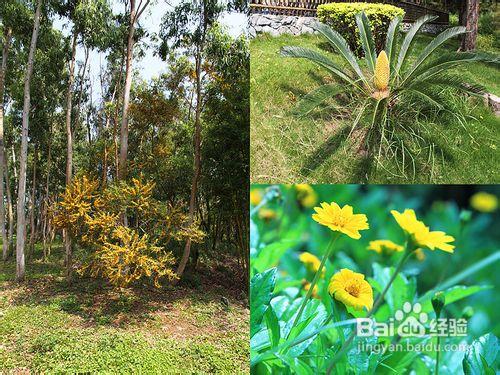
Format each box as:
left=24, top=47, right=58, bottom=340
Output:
left=249, top=13, right=447, bottom=37
left=249, top=14, right=317, bottom=37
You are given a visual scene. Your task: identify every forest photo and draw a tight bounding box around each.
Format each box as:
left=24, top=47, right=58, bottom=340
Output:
left=0, top=0, right=249, bottom=372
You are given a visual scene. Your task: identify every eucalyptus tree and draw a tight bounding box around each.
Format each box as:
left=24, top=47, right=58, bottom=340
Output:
left=0, top=6, right=13, bottom=261
left=118, top=0, right=151, bottom=181
left=26, top=23, right=68, bottom=257
left=56, top=0, right=112, bottom=280
left=159, top=0, right=225, bottom=280
left=16, top=0, right=43, bottom=281
left=0, top=0, right=32, bottom=260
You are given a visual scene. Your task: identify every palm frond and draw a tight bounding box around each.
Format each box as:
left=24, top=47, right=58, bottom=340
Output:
left=402, top=26, right=467, bottom=83
left=394, top=14, right=438, bottom=79
left=313, top=22, right=367, bottom=84
left=356, top=12, right=376, bottom=73
left=293, top=84, right=346, bottom=116
left=385, top=16, right=402, bottom=71
left=403, top=52, right=479, bottom=87
left=280, top=46, right=356, bottom=86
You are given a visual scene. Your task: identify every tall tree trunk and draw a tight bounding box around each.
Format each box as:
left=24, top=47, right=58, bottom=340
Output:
left=113, top=54, right=125, bottom=179
left=11, top=144, right=17, bottom=179
left=118, top=0, right=136, bottom=181
left=461, top=0, right=479, bottom=51
left=28, top=145, right=38, bottom=256
left=64, top=30, right=77, bottom=282
left=4, top=156, right=14, bottom=258
left=42, top=126, right=52, bottom=260
left=16, top=0, right=42, bottom=282
left=175, top=46, right=203, bottom=280
left=0, top=28, right=12, bottom=261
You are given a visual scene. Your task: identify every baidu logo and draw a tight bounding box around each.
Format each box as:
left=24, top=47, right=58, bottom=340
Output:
left=357, top=302, right=467, bottom=338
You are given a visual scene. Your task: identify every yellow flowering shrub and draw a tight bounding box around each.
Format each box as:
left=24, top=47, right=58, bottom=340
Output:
left=53, top=175, right=205, bottom=288
left=317, top=2, right=405, bottom=55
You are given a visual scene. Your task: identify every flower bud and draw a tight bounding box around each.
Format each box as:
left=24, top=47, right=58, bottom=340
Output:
left=432, top=291, right=445, bottom=317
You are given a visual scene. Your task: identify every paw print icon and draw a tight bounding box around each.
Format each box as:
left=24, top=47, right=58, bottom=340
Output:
left=395, top=302, right=428, bottom=337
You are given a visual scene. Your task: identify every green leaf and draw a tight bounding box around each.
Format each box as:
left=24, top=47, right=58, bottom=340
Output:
left=251, top=327, right=271, bottom=353
left=276, top=354, right=315, bottom=375
left=403, top=26, right=467, bottom=83
left=253, top=239, right=300, bottom=273
left=372, top=263, right=413, bottom=313
left=313, top=21, right=366, bottom=84
left=463, top=333, right=498, bottom=375
left=251, top=268, right=277, bottom=337
left=264, top=306, right=281, bottom=348
left=285, top=298, right=328, bottom=357
left=385, top=16, right=402, bottom=71
left=394, top=14, right=438, bottom=78
left=418, top=285, right=492, bottom=313
left=356, top=12, right=376, bottom=73
left=409, top=52, right=479, bottom=85
left=281, top=46, right=355, bottom=85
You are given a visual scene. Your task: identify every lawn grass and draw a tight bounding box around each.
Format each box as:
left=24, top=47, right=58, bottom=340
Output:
left=250, top=32, right=500, bottom=183
left=0, top=244, right=249, bottom=374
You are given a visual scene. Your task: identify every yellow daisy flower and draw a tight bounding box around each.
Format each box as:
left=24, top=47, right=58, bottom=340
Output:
left=328, top=269, right=373, bottom=311
left=390, top=209, right=426, bottom=234
left=295, top=184, right=318, bottom=208
left=414, top=227, right=455, bottom=253
left=250, top=189, right=263, bottom=206
left=258, top=208, right=276, bottom=221
left=312, top=202, right=369, bottom=239
left=302, top=279, right=319, bottom=298
left=391, top=209, right=455, bottom=253
left=299, top=252, right=324, bottom=277
left=470, top=192, right=498, bottom=213
left=367, top=239, right=404, bottom=255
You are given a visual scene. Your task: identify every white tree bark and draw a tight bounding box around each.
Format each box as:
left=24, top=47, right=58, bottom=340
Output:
left=0, top=28, right=12, bottom=261
left=64, top=31, right=77, bottom=281
left=16, top=0, right=42, bottom=281
left=118, top=0, right=150, bottom=181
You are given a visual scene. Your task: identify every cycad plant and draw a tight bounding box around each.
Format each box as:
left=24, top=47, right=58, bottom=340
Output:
left=281, top=14, right=489, bottom=175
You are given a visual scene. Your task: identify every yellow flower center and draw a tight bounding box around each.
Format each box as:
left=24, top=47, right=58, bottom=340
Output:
left=331, top=216, right=348, bottom=228
left=345, top=282, right=360, bottom=298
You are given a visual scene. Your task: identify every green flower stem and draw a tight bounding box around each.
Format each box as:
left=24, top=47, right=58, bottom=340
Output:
left=435, top=309, right=441, bottom=375
left=371, top=247, right=414, bottom=314
left=326, top=246, right=416, bottom=374
left=285, top=233, right=340, bottom=341
left=435, top=335, right=441, bottom=375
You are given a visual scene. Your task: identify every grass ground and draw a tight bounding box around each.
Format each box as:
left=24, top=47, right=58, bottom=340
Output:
left=0, top=244, right=249, bottom=374
left=250, top=32, right=500, bottom=183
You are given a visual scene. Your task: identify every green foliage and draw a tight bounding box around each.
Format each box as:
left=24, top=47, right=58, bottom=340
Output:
left=158, top=0, right=226, bottom=56
left=462, top=333, right=498, bottom=374
left=73, top=0, right=113, bottom=50
left=250, top=184, right=500, bottom=374
left=317, top=2, right=405, bottom=56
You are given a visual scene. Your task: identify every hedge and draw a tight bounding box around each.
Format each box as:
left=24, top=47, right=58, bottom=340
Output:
left=317, top=3, right=405, bottom=56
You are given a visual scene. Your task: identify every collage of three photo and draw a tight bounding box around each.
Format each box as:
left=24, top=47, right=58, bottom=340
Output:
left=0, top=0, right=499, bottom=373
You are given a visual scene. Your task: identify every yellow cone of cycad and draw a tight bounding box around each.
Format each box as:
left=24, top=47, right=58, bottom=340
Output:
left=374, top=51, right=390, bottom=90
